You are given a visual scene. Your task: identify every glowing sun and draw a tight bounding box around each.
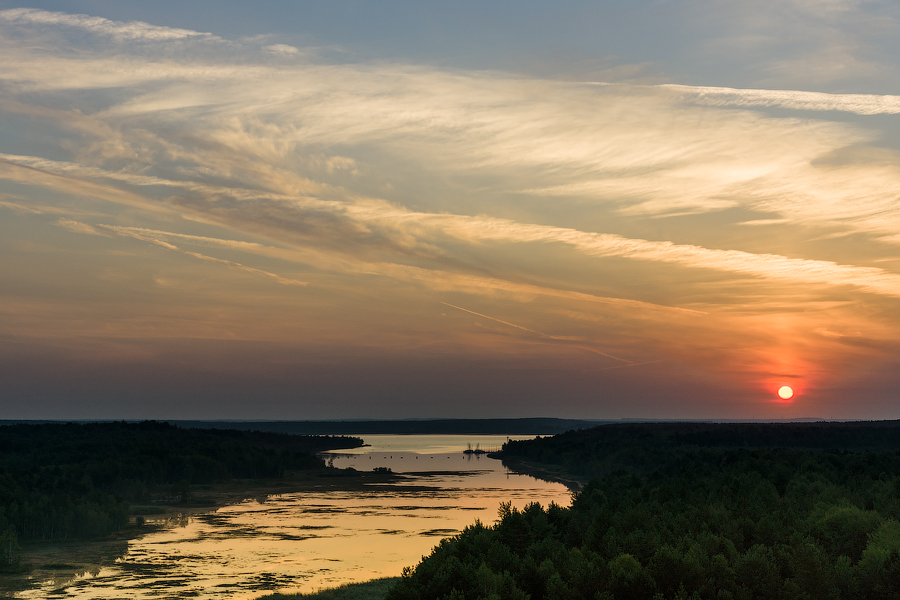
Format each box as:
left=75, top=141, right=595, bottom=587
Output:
left=777, top=386, right=794, bottom=400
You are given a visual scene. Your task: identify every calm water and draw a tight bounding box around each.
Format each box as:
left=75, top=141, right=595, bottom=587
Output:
left=17, top=435, right=572, bottom=599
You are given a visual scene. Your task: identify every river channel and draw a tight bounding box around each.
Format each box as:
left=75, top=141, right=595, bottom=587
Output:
left=14, top=435, right=572, bottom=599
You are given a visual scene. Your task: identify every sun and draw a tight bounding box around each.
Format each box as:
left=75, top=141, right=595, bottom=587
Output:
left=777, top=386, right=794, bottom=400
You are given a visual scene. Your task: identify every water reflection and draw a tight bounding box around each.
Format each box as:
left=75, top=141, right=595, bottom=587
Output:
left=16, top=435, right=570, bottom=599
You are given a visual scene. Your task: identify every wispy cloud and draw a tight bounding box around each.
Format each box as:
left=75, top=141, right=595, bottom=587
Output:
left=11, top=145, right=900, bottom=299
left=55, top=219, right=108, bottom=237
left=413, top=213, right=900, bottom=298
left=51, top=219, right=708, bottom=316
left=659, top=83, right=900, bottom=115
left=3, top=8, right=900, bottom=416
left=0, top=8, right=216, bottom=42
left=2, top=13, right=898, bottom=243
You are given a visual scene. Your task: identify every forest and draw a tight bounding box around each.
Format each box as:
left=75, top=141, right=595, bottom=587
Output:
left=167, top=418, right=603, bottom=436
left=387, top=421, right=900, bottom=600
left=0, top=421, right=361, bottom=564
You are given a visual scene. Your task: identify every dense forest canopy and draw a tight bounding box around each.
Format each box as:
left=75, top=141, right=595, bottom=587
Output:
left=0, top=421, right=361, bottom=562
left=388, top=421, right=900, bottom=600
left=499, top=421, right=900, bottom=480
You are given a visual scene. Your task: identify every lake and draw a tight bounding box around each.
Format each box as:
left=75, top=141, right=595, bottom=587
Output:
left=15, top=435, right=572, bottom=599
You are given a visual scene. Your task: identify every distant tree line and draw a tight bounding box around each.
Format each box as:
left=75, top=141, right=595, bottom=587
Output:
left=498, top=421, right=900, bottom=481
left=388, top=422, right=900, bottom=600
left=0, top=421, right=361, bottom=560
left=166, top=418, right=602, bottom=436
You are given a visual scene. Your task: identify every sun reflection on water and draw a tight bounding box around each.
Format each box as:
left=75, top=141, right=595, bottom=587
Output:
left=18, top=436, right=570, bottom=599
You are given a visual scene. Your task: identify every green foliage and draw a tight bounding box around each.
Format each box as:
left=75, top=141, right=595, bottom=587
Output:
left=499, top=421, right=900, bottom=483
left=0, top=421, right=361, bottom=542
left=388, top=422, right=900, bottom=600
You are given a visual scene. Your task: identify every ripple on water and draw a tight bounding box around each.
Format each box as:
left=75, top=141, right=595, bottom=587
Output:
left=14, top=439, right=571, bottom=600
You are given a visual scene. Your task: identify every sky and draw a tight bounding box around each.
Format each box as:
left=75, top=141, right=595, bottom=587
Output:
left=1, top=1, right=900, bottom=420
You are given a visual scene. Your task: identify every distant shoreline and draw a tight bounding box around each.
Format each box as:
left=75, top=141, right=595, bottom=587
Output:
left=489, top=453, right=587, bottom=493
left=1, top=416, right=864, bottom=436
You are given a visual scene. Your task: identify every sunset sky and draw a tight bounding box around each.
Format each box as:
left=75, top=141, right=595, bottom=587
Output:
left=2, top=1, right=899, bottom=420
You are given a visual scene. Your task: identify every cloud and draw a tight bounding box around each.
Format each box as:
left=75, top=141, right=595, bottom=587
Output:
left=0, top=8, right=215, bottom=42
left=659, top=83, right=900, bottom=115
left=3, top=6, right=900, bottom=420
left=55, top=219, right=107, bottom=236
left=52, top=221, right=707, bottom=317
left=2, top=9, right=900, bottom=336
left=0, top=198, right=50, bottom=215
left=738, top=219, right=791, bottom=226
left=395, top=212, right=900, bottom=298
left=265, top=44, right=301, bottom=55
left=3, top=12, right=894, bottom=241
left=8, top=134, right=900, bottom=301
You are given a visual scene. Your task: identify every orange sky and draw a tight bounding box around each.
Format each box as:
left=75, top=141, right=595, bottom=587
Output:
left=1, top=4, right=900, bottom=419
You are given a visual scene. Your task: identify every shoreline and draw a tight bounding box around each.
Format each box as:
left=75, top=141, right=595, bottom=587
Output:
left=258, top=456, right=588, bottom=600
left=3, top=454, right=580, bottom=599
left=0, top=468, right=403, bottom=597
left=490, top=452, right=588, bottom=493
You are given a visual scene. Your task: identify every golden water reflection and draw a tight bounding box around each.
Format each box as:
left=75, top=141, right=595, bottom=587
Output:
left=22, top=436, right=571, bottom=599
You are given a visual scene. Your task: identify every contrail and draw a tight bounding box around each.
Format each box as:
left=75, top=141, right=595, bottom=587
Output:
left=96, top=223, right=309, bottom=286
left=599, top=359, right=667, bottom=371
left=440, top=301, right=631, bottom=364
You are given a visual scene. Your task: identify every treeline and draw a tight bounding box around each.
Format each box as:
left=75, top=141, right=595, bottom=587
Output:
left=0, top=421, right=361, bottom=556
left=388, top=422, right=900, bottom=599
left=498, top=421, right=900, bottom=480
left=167, top=418, right=604, bottom=436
